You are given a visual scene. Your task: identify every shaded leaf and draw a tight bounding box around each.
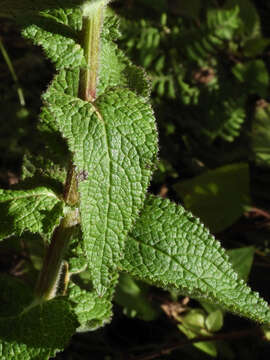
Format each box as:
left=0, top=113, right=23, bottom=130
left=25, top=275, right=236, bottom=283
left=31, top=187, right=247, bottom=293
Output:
left=174, top=163, right=251, bottom=233
left=0, top=275, right=78, bottom=360
left=115, top=273, right=159, bottom=321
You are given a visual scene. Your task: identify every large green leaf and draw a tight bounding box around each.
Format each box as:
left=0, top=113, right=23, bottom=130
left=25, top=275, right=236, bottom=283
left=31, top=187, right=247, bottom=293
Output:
left=0, top=299, right=78, bottom=360
left=0, top=187, right=63, bottom=240
left=44, top=88, right=158, bottom=295
left=121, top=196, right=270, bottom=324
left=174, top=163, right=251, bottom=233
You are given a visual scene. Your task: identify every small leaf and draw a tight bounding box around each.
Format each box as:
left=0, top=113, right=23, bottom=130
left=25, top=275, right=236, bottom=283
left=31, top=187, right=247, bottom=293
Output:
left=232, top=60, right=269, bottom=98
left=0, top=187, right=63, bottom=240
left=98, top=25, right=151, bottom=98
left=122, top=195, right=270, bottom=324
left=224, top=0, right=261, bottom=37
left=68, top=280, right=115, bottom=332
left=178, top=309, right=218, bottom=357
left=173, top=163, right=251, bottom=233
left=205, top=310, right=223, bottom=332
left=22, top=16, right=85, bottom=70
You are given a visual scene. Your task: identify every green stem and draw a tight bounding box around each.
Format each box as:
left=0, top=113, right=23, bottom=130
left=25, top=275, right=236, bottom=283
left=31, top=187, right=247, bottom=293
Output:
left=64, top=163, right=79, bottom=206
left=0, top=38, right=25, bottom=106
left=79, top=2, right=105, bottom=102
left=35, top=1, right=109, bottom=301
left=35, top=210, right=79, bottom=300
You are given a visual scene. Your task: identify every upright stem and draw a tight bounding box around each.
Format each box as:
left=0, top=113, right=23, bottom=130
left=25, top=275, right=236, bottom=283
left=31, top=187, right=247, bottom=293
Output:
left=35, top=0, right=107, bottom=301
left=35, top=210, right=79, bottom=300
left=79, top=3, right=105, bottom=102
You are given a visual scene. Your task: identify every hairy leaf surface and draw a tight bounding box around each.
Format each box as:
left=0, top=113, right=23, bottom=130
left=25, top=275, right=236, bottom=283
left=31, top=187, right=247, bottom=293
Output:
left=68, top=272, right=118, bottom=332
left=0, top=187, right=63, bottom=240
left=122, top=196, right=270, bottom=324
left=0, top=299, right=78, bottom=360
left=22, top=16, right=84, bottom=70
left=0, top=275, right=78, bottom=360
left=44, top=88, right=158, bottom=294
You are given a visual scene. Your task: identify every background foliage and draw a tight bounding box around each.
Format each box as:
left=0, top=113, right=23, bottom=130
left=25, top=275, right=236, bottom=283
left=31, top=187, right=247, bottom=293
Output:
left=2, top=0, right=270, bottom=358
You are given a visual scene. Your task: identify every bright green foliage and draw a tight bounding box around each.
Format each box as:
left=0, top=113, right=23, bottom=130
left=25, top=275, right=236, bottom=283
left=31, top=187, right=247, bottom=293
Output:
left=23, top=21, right=84, bottom=70
left=174, top=163, right=251, bottom=233
left=0, top=187, right=63, bottom=240
left=98, top=16, right=151, bottom=98
left=1, top=0, right=270, bottom=359
left=44, top=88, right=158, bottom=295
left=22, top=0, right=158, bottom=295
left=122, top=195, right=270, bottom=323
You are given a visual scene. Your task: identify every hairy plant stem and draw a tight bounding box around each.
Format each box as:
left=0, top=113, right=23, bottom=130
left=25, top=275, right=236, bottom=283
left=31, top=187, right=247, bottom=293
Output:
left=35, top=210, right=79, bottom=300
left=35, top=1, right=106, bottom=301
left=79, top=3, right=105, bottom=102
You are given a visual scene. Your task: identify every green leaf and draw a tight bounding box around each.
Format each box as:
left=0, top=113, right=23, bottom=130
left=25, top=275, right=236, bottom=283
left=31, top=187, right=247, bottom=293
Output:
left=243, top=37, right=270, bottom=58
left=98, top=15, right=151, bottom=98
left=68, top=274, right=117, bottom=332
left=0, top=275, right=33, bottom=317
left=173, top=163, right=251, bottom=233
left=178, top=309, right=218, bottom=357
left=122, top=195, right=270, bottom=324
left=115, top=273, right=159, bottom=321
left=224, top=0, right=261, bottom=38
left=0, top=275, right=78, bottom=360
left=22, top=15, right=84, bottom=70
left=200, top=247, right=254, bottom=316
left=67, top=226, right=88, bottom=274
left=232, top=60, right=269, bottom=98
left=0, top=299, right=78, bottom=360
left=205, top=310, right=223, bottom=332
left=252, top=102, right=270, bottom=167
left=227, top=247, right=255, bottom=282
left=0, top=187, right=63, bottom=240
left=44, top=88, right=158, bottom=294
